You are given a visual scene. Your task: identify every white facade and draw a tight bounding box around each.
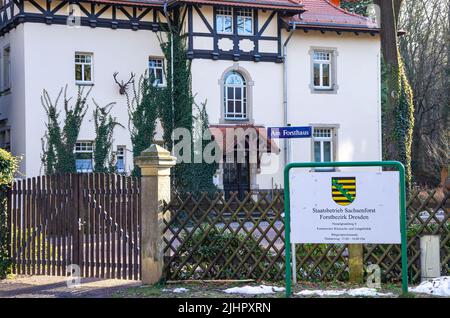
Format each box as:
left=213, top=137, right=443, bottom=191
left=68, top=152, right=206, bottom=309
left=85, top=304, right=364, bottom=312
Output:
left=0, top=23, right=165, bottom=176
left=0, top=2, right=381, bottom=191
left=192, top=31, right=381, bottom=189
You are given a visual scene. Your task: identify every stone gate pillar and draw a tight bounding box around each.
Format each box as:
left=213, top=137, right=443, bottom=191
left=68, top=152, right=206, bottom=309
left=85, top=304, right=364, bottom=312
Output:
left=135, top=144, right=176, bottom=285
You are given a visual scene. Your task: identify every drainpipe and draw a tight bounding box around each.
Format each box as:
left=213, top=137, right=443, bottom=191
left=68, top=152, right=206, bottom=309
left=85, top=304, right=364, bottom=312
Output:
left=282, top=23, right=296, bottom=165
left=163, top=1, right=174, bottom=153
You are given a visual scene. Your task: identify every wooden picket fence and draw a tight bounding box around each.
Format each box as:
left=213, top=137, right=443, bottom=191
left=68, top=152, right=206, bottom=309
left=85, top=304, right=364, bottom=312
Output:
left=162, top=189, right=449, bottom=283
left=8, top=173, right=141, bottom=280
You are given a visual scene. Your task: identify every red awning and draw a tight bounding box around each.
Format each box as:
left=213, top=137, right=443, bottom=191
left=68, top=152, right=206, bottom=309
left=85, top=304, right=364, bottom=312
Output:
left=208, top=124, right=280, bottom=155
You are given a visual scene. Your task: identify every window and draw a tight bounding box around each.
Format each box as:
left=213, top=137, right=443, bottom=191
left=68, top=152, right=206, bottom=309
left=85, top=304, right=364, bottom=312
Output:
left=115, top=146, right=126, bottom=173
left=75, top=53, right=93, bottom=84
left=224, top=71, right=247, bottom=120
left=216, top=7, right=233, bottom=34
left=313, top=51, right=332, bottom=89
left=149, top=58, right=165, bottom=86
left=313, top=128, right=333, bottom=165
left=74, top=141, right=94, bottom=172
left=0, top=129, right=11, bottom=152
left=2, top=46, right=11, bottom=91
left=237, top=9, right=253, bottom=35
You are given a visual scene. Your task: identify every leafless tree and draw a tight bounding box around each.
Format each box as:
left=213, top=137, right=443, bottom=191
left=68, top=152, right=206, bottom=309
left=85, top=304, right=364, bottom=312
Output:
left=399, top=0, right=449, bottom=186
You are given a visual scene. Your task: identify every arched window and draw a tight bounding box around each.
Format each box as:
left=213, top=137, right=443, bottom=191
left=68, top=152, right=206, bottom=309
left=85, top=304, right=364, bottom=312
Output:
left=224, top=71, right=247, bottom=120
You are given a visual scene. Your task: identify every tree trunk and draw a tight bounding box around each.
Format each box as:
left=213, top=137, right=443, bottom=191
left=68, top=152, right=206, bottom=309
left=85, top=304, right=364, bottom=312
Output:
left=375, top=0, right=414, bottom=188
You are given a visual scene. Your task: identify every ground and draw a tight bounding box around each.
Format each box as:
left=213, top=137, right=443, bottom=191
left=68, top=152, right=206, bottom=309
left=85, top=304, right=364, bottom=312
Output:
left=0, top=275, right=443, bottom=298
left=0, top=275, right=139, bottom=298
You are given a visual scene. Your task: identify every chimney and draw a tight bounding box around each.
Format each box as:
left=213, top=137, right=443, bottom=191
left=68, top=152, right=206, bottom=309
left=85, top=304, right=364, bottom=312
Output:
left=330, top=0, right=341, bottom=7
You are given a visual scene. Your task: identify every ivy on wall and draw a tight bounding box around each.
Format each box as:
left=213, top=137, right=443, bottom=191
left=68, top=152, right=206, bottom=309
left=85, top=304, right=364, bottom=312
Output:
left=41, top=86, right=91, bottom=174
left=93, top=100, right=124, bottom=172
left=126, top=72, right=160, bottom=176
left=394, top=58, right=415, bottom=188
left=381, top=56, right=415, bottom=189
left=189, top=102, right=219, bottom=193
left=157, top=12, right=216, bottom=193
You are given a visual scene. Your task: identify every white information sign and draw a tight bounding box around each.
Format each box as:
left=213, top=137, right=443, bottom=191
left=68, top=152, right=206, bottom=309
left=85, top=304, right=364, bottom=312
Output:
left=289, top=171, right=401, bottom=244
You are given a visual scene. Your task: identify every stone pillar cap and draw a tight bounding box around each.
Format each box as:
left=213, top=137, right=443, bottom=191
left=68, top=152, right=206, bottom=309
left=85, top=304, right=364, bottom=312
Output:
left=135, top=144, right=177, bottom=168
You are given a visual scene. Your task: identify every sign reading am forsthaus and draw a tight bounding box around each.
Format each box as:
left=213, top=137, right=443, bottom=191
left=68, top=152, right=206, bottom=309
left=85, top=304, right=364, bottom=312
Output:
left=283, top=161, right=408, bottom=297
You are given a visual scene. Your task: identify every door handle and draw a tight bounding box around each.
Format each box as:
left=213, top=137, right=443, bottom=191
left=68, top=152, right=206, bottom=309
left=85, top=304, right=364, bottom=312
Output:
left=78, top=218, right=86, bottom=231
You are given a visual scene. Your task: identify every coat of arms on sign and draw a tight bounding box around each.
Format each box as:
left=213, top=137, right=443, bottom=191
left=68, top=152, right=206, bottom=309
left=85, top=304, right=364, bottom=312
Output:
left=331, top=177, right=356, bottom=206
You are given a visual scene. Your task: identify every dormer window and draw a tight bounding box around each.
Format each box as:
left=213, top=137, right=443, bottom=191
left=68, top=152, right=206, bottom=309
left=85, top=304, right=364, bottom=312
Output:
left=216, top=8, right=233, bottom=34
left=237, top=9, right=253, bottom=35
left=215, top=8, right=254, bottom=36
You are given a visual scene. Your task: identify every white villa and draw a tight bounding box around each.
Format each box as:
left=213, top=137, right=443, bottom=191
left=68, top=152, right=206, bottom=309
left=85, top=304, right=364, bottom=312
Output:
left=0, top=0, right=381, bottom=194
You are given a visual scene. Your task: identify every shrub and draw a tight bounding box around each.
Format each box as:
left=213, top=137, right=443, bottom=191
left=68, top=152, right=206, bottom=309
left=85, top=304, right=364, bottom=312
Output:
left=0, top=149, right=19, bottom=279
left=172, top=225, right=278, bottom=280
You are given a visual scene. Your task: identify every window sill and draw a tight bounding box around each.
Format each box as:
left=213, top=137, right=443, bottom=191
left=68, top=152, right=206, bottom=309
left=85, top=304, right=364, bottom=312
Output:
left=311, top=88, right=337, bottom=95
left=223, top=118, right=251, bottom=122
left=0, top=88, right=11, bottom=96
left=76, top=82, right=94, bottom=86
left=310, top=84, right=338, bottom=95
left=314, top=86, right=333, bottom=90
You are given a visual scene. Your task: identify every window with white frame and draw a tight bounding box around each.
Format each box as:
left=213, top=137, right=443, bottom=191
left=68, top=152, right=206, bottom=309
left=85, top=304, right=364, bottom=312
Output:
left=313, top=128, right=334, bottom=165
left=115, top=146, right=126, bottom=173
left=149, top=58, right=165, bottom=86
left=0, top=129, right=11, bottom=152
left=75, top=53, right=93, bottom=84
left=224, top=71, right=247, bottom=120
left=236, top=9, right=253, bottom=35
left=2, top=46, right=11, bottom=91
left=74, top=141, right=94, bottom=172
left=216, top=7, right=233, bottom=34
left=313, top=51, right=332, bottom=89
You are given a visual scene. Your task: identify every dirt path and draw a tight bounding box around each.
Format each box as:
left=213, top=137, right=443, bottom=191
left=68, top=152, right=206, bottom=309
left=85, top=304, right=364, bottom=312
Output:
left=0, top=275, right=140, bottom=298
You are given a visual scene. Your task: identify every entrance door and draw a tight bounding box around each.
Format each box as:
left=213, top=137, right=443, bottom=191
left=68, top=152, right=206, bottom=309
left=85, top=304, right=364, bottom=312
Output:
left=223, top=152, right=250, bottom=199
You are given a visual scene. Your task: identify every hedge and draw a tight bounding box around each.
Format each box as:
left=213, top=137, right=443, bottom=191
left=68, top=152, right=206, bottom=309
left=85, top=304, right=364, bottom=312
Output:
left=0, top=149, right=18, bottom=279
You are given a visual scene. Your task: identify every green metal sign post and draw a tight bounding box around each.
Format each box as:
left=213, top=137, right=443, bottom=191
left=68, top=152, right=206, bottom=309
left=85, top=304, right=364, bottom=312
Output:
left=284, top=161, right=408, bottom=297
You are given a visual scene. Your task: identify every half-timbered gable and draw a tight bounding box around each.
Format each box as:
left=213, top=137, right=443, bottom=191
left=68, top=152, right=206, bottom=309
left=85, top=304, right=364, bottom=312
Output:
left=184, top=3, right=302, bottom=62
left=0, top=0, right=167, bottom=36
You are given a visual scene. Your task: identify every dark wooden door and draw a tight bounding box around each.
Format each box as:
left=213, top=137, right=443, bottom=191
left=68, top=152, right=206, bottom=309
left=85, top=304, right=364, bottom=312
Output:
left=223, top=154, right=250, bottom=199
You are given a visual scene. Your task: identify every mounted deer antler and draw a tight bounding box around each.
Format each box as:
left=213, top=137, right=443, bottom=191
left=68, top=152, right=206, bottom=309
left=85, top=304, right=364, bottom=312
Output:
left=113, top=72, right=135, bottom=95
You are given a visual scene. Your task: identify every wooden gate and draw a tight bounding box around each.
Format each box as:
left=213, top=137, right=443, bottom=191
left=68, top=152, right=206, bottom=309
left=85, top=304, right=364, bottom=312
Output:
left=8, top=173, right=141, bottom=280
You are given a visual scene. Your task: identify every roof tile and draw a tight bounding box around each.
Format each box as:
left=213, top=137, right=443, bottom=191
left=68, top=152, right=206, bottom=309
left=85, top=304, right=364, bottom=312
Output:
left=289, top=0, right=378, bottom=30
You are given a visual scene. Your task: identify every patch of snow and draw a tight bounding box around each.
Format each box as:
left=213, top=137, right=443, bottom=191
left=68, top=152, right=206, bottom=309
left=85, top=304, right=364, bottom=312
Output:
left=223, top=285, right=285, bottom=295
left=411, top=276, right=450, bottom=297
left=297, top=289, right=347, bottom=296
left=346, top=288, right=393, bottom=297
left=296, top=288, right=393, bottom=297
left=162, top=287, right=189, bottom=293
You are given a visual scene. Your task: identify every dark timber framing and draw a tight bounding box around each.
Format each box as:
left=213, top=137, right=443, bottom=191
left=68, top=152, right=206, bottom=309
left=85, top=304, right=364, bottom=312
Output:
left=187, top=5, right=282, bottom=63
left=0, top=0, right=165, bottom=37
